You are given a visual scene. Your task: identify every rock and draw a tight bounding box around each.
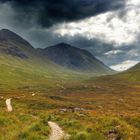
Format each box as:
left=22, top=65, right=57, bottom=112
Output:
left=5, top=98, right=13, bottom=112
left=32, top=93, right=35, bottom=96
left=59, top=108, right=67, bottom=113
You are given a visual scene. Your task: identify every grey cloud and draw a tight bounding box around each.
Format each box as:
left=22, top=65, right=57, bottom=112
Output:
left=0, top=0, right=125, bottom=28
left=0, top=0, right=139, bottom=70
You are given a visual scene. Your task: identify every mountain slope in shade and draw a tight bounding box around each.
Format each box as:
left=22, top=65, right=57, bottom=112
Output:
left=0, top=28, right=114, bottom=92
left=0, top=29, right=59, bottom=65
left=38, top=43, right=113, bottom=74
left=0, top=29, right=35, bottom=59
left=0, top=29, right=87, bottom=91
left=0, top=29, right=33, bottom=48
left=0, top=29, right=113, bottom=75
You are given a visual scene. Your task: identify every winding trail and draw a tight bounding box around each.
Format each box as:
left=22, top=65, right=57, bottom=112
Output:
left=5, top=98, right=13, bottom=112
left=48, top=121, right=65, bottom=140
left=4, top=97, right=69, bottom=139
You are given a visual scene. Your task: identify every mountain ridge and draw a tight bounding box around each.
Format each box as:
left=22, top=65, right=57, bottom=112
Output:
left=0, top=29, right=113, bottom=76
left=0, top=29, right=33, bottom=48
left=37, top=43, right=114, bottom=74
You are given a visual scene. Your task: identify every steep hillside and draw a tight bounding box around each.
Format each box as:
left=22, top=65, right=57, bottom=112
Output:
left=0, top=29, right=85, bottom=91
left=0, top=29, right=114, bottom=92
left=0, top=29, right=34, bottom=58
left=38, top=43, right=113, bottom=74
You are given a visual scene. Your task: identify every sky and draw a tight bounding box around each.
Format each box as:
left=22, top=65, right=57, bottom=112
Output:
left=0, top=0, right=140, bottom=71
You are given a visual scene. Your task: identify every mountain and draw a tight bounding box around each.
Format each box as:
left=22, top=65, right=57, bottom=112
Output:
left=37, top=43, right=113, bottom=74
left=0, top=29, right=114, bottom=91
left=0, top=29, right=32, bottom=46
left=0, top=29, right=81, bottom=91
left=0, top=29, right=32, bottom=58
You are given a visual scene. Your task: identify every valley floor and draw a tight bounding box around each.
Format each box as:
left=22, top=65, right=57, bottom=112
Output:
left=0, top=77, right=140, bottom=140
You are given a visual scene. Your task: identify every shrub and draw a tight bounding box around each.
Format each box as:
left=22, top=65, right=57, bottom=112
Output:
left=0, top=117, right=10, bottom=126
left=86, top=127, right=93, bottom=133
left=29, top=123, right=41, bottom=132
left=73, top=132, right=88, bottom=140
left=18, top=132, right=29, bottom=139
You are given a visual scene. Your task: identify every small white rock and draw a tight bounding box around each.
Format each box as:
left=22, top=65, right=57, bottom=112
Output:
left=5, top=98, right=13, bottom=112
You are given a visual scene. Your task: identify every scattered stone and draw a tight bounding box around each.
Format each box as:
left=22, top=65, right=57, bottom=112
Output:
left=119, top=98, right=124, bottom=102
left=106, top=129, right=122, bottom=140
left=98, top=105, right=103, bottom=109
left=32, top=93, right=35, bottom=96
left=5, top=98, right=13, bottom=112
left=74, top=107, right=85, bottom=112
left=59, top=107, right=85, bottom=113
left=59, top=108, right=67, bottom=113
left=0, top=96, right=4, bottom=99
left=64, top=134, right=71, bottom=140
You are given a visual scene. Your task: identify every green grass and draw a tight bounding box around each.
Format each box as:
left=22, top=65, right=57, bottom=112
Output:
left=0, top=100, right=139, bottom=140
left=0, top=52, right=98, bottom=93
left=0, top=88, right=140, bottom=140
left=0, top=47, right=140, bottom=139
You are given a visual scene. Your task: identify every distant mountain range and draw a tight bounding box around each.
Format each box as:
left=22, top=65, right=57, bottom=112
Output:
left=0, top=29, right=139, bottom=90
left=0, top=29, right=71, bottom=90
left=0, top=29, right=113, bottom=75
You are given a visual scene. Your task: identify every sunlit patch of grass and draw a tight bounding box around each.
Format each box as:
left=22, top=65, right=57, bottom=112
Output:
left=45, top=111, right=140, bottom=140
left=18, top=117, right=50, bottom=140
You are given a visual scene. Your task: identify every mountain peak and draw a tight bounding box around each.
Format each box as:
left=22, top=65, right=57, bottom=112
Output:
left=57, top=42, right=69, bottom=46
left=53, top=43, right=72, bottom=48
left=40, top=43, right=113, bottom=73
left=0, top=28, right=17, bottom=38
left=0, top=28, right=32, bottom=48
left=0, top=28, right=13, bottom=32
left=48, top=43, right=82, bottom=51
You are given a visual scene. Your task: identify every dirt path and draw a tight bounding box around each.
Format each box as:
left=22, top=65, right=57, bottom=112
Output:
left=48, top=121, right=65, bottom=140
left=5, top=98, right=13, bottom=112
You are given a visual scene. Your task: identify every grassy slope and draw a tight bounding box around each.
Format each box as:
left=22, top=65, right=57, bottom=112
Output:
left=0, top=30, right=139, bottom=139
left=0, top=54, right=86, bottom=91
left=116, top=63, right=140, bottom=82
left=0, top=39, right=95, bottom=92
left=0, top=38, right=139, bottom=139
left=0, top=62, right=140, bottom=139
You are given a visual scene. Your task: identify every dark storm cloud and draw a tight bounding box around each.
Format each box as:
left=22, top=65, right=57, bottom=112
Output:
left=0, top=0, right=139, bottom=71
left=0, top=0, right=125, bottom=27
